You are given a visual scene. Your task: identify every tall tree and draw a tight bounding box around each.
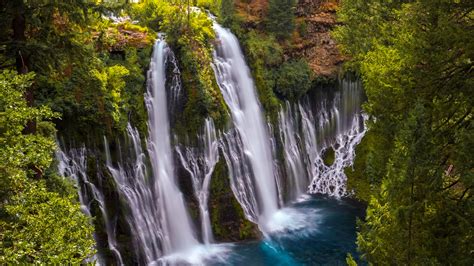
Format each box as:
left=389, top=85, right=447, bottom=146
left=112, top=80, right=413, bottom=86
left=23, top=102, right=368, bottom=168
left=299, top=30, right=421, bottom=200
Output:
left=334, top=0, right=473, bottom=264
left=266, top=0, right=296, bottom=39
left=0, top=70, right=95, bottom=263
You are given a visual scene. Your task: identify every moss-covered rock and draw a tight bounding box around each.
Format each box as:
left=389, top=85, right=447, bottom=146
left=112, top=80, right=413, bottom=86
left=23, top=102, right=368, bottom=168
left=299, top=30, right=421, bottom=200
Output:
left=344, top=129, right=380, bottom=202
left=209, top=157, right=259, bottom=241
left=322, top=147, right=335, bottom=166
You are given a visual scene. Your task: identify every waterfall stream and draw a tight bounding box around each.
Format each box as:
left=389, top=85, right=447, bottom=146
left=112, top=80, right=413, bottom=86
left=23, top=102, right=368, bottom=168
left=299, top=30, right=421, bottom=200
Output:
left=56, top=21, right=367, bottom=265
left=145, top=39, right=198, bottom=255
left=212, top=21, right=280, bottom=229
left=176, top=118, right=219, bottom=245
left=278, top=80, right=367, bottom=198
left=56, top=147, right=123, bottom=265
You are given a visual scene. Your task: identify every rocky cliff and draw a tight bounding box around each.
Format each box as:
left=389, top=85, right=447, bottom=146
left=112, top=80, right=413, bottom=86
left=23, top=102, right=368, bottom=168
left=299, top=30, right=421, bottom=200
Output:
left=235, top=0, right=343, bottom=78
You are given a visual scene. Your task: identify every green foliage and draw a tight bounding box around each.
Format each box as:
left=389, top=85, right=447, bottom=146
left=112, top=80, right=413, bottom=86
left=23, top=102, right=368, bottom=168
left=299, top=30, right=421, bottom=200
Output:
left=242, top=31, right=282, bottom=118
left=91, top=65, right=130, bottom=127
left=209, top=159, right=258, bottom=241
left=274, top=59, right=313, bottom=100
left=297, top=20, right=308, bottom=38
left=322, top=147, right=335, bottom=166
left=266, top=0, right=296, bottom=40
left=346, top=253, right=358, bottom=266
left=0, top=70, right=95, bottom=263
left=0, top=71, right=58, bottom=192
left=220, top=0, right=235, bottom=27
left=131, top=1, right=228, bottom=136
left=1, top=183, right=95, bottom=264
left=197, top=0, right=222, bottom=15
left=245, top=31, right=283, bottom=67
left=336, top=0, right=474, bottom=264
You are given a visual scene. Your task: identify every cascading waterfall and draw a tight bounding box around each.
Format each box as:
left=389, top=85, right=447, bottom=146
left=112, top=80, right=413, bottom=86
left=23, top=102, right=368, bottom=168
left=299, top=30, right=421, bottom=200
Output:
left=105, top=39, right=199, bottom=264
left=56, top=147, right=123, bottom=265
left=56, top=147, right=91, bottom=217
left=145, top=39, right=198, bottom=255
left=211, top=21, right=279, bottom=228
left=277, top=79, right=367, bottom=198
left=104, top=126, right=162, bottom=262
left=54, top=12, right=369, bottom=264
left=176, top=118, right=219, bottom=245
left=219, top=129, right=260, bottom=223
left=278, top=102, right=308, bottom=201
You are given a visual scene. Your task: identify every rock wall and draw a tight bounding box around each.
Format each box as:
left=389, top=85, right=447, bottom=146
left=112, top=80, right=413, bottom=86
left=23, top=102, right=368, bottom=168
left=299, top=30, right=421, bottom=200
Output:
left=236, top=0, right=343, bottom=77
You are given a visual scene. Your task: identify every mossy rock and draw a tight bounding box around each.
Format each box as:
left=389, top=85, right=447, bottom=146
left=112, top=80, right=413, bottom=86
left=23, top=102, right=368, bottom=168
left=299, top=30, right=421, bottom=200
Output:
left=209, top=157, right=259, bottom=241
left=322, top=147, right=336, bottom=166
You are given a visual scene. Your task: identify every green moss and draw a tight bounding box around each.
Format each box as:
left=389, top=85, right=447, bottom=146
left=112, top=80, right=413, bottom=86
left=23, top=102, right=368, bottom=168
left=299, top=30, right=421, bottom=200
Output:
left=345, top=129, right=378, bottom=202
left=209, top=158, right=258, bottom=241
left=322, top=147, right=336, bottom=166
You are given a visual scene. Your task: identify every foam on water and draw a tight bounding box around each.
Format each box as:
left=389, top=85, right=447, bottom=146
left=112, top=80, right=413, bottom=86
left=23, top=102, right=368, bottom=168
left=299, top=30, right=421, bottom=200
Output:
left=155, top=244, right=232, bottom=266
left=263, top=198, right=321, bottom=236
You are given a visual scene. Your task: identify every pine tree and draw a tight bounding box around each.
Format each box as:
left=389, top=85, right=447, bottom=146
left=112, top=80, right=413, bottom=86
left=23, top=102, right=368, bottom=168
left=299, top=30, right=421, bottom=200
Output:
left=266, top=0, right=296, bottom=40
left=335, top=0, right=474, bottom=263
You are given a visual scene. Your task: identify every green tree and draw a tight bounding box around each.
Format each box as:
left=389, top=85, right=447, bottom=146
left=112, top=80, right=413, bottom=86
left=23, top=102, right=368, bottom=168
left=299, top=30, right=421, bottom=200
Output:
left=0, top=70, right=95, bottom=263
left=335, top=0, right=473, bottom=264
left=220, top=0, right=235, bottom=27
left=274, top=59, right=313, bottom=100
left=1, top=183, right=95, bottom=264
left=266, top=0, right=296, bottom=40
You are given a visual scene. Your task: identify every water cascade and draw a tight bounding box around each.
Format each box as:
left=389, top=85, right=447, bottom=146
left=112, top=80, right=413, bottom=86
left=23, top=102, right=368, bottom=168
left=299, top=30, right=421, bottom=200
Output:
left=277, top=80, right=367, bottom=198
left=56, top=147, right=123, bottom=265
left=104, top=126, right=162, bottom=262
left=211, top=22, right=279, bottom=228
left=145, top=39, right=199, bottom=254
left=176, top=118, right=219, bottom=245
left=278, top=103, right=308, bottom=201
left=104, top=39, right=199, bottom=263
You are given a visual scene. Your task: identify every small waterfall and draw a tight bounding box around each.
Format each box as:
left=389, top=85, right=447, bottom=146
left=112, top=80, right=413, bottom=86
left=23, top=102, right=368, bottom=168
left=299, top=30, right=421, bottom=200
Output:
left=278, top=103, right=308, bottom=201
left=211, top=21, right=279, bottom=228
left=145, top=39, right=198, bottom=254
left=56, top=147, right=91, bottom=217
left=277, top=79, right=367, bottom=198
left=104, top=126, right=162, bottom=262
left=219, top=129, right=260, bottom=223
left=56, top=147, right=123, bottom=265
left=176, top=118, right=219, bottom=245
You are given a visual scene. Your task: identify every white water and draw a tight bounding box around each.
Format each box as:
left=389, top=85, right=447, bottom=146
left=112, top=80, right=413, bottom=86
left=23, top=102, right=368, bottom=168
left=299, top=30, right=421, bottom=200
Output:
left=176, top=118, right=219, bottom=245
left=104, top=127, right=162, bottom=262
left=56, top=146, right=122, bottom=265
left=278, top=102, right=308, bottom=201
left=104, top=39, right=199, bottom=263
left=277, top=79, right=367, bottom=198
left=145, top=39, right=198, bottom=254
left=211, top=22, right=279, bottom=228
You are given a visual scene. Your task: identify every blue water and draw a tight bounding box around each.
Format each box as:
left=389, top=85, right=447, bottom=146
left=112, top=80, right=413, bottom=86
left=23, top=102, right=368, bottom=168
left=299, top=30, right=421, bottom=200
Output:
left=209, top=195, right=365, bottom=266
left=161, top=195, right=365, bottom=265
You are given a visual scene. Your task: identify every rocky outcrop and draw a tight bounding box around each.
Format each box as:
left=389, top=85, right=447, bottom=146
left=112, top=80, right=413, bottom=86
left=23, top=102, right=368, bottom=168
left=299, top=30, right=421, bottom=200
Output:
left=292, top=0, right=343, bottom=77
left=235, top=0, right=343, bottom=77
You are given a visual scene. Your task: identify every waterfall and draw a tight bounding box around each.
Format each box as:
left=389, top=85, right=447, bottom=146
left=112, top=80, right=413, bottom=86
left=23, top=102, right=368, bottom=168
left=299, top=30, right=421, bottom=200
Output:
left=104, top=39, right=198, bottom=263
left=56, top=146, right=123, bottom=265
left=306, top=80, right=366, bottom=196
left=145, top=39, right=198, bottom=255
left=176, top=118, right=219, bottom=245
left=278, top=102, right=308, bottom=201
left=277, top=79, right=367, bottom=198
left=104, top=126, right=162, bottom=262
left=211, top=22, right=279, bottom=228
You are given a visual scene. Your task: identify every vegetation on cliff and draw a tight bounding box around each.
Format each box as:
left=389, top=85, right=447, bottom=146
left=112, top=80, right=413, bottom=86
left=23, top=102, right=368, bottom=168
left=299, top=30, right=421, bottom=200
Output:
left=335, top=0, right=473, bottom=264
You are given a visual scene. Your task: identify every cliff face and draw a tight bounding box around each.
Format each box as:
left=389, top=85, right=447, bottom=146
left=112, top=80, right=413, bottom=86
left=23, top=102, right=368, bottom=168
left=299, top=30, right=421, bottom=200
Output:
left=293, top=0, right=343, bottom=77
left=235, top=0, right=343, bottom=78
